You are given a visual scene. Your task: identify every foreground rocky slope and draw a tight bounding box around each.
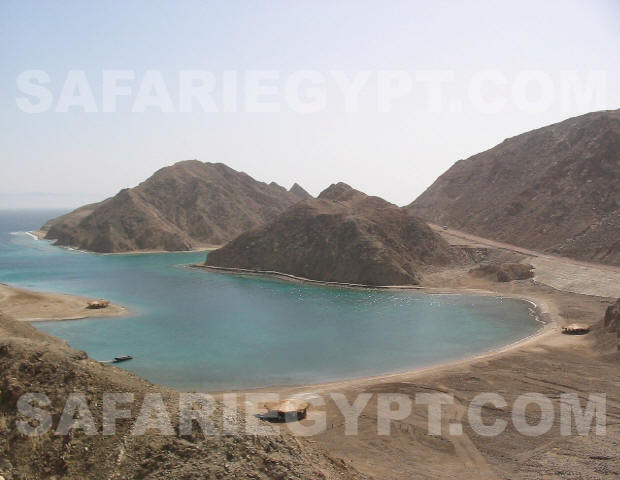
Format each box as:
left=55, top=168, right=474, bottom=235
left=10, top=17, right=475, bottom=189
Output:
left=42, top=161, right=305, bottom=253
left=0, top=312, right=364, bottom=480
left=206, top=183, right=460, bottom=285
left=408, top=109, right=620, bottom=265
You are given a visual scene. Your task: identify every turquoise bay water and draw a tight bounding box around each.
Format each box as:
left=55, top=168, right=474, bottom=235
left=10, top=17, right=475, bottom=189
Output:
left=0, top=210, right=543, bottom=391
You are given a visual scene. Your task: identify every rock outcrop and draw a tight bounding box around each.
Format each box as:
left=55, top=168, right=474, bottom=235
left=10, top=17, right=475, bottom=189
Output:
left=408, top=109, right=620, bottom=266
left=604, top=298, right=620, bottom=332
left=602, top=299, right=620, bottom=351
left=206, top=183, right=457, bottom=286
left=604, top=299, right=620, bottom=330
left=469, top=263, right=535, bottom=282
left=41, top=161, right=301, bottom=253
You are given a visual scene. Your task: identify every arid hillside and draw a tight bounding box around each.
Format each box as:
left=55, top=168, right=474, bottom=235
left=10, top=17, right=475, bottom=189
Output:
left=408, top=109, right=620, bottom=265
left=42, top=161, right=304, bottom=253
left=206, top=183, right=460, bottom=285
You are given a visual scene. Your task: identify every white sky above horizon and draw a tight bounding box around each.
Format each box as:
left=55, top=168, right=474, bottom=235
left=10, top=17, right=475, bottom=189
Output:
left=1, top=0, right=619, bottom=210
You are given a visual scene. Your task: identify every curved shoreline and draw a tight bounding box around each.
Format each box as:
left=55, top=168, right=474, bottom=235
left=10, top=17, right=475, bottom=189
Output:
left=191, top=263, right=552, bottom=316
left=192, top=263, right=429, bottom=290
left=10, top=263, right=552, bottom=392
left=6, top=234, right=559, bottom=393
left=190, top=264, right=557, bottom=394
left=263, top=301, right=556, bottom=395
left=28, top=230, right=221, bottom=255
left=5, top=241, right=564, bottom=394
left=209, top=317, right=556, bottom=395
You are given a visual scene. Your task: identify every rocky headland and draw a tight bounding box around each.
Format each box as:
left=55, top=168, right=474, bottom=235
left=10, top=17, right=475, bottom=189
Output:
left=41, top=161, right=309, bottom=253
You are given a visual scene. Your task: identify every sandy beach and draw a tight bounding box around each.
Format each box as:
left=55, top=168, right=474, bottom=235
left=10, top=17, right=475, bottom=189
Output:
left=0, top=283, right=127, bottom=321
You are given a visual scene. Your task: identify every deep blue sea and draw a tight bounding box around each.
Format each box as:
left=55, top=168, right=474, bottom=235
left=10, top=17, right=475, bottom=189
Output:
left=0, top=209, right=543, bottom=391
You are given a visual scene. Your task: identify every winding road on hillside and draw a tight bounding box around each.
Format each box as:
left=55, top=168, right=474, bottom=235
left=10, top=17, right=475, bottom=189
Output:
left=430, top=224, right=620, bottom=298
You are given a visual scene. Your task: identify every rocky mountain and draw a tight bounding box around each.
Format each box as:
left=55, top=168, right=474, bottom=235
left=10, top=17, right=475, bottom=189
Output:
left=407, top=109, right=620, bottom=265
left=206, top=183, right=457, bottom=285
left=41, top=161, right=301, bottom=253
left=289, top=182, right=312, bottom=200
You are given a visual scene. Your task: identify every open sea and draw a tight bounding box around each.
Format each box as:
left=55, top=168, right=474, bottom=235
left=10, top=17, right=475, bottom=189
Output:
left=0, top=209, right=543, bottom=391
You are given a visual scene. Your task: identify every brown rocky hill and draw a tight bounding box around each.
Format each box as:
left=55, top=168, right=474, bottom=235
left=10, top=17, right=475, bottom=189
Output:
left=206, top=183, right=457, bottom=285
left=0, top=311, right=365, bottom=480
left=41, top=160, right=302, bottom=253
left=407, top=109, right=620, bottom=265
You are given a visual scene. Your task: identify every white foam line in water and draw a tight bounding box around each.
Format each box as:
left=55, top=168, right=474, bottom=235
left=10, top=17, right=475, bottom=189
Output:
left=9, top=231, right=38, bottom=239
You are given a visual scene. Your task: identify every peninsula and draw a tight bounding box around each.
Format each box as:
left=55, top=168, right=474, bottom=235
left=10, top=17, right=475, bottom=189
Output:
left=41, top=161, right=309, bottom=253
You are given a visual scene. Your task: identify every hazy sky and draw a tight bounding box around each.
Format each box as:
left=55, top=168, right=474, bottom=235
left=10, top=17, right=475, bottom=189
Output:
left=1, top=0, right=619, bottom=209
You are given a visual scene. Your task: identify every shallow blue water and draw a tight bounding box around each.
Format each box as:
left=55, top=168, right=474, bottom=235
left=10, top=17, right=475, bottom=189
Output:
left=0, top=210, right=543, bottom=391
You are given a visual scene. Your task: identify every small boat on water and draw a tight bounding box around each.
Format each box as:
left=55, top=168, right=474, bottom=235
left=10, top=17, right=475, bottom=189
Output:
left=113, top=355, right=133, bottom=363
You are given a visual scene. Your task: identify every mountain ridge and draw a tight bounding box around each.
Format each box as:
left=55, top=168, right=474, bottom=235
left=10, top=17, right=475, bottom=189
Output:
left=407, top=109, right=620, bottom=265
left=42, top=160, right=301, bottom=253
